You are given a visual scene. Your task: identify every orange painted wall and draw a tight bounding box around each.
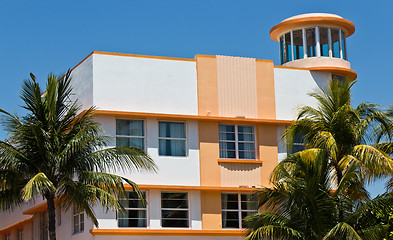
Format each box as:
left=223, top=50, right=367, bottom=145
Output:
left=258, top=125, right=278, bottom=187
left=256, top=60, right=276, bottom=119
left=196, top=55, right=218, bottom=116
left=199, top=121, right=221, bottom=186
left=201, top=191, right=222, bottom=230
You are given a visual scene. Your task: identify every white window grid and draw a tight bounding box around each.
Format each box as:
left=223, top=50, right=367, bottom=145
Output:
left=115, top=119, right=146, bottom=150
left=118, top=191, right=149, bottom=228
left=72, top=205, right=84, bottom=234
left=158, top=121, right=188, bottom=157
left=281, top=26, right=346, bottom=63
left=219, top=125, right=256, bottom=160
left=161, top=191, right=190, bottom=228
left=222, top=193, right=258, bottom=229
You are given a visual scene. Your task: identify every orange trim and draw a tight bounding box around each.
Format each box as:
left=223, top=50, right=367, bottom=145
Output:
left=71, top=52, right=94, bottom=72
left=256, top=59, right=274, bottom=63
left=201, top=191, right=222, bottom=229
left=23, top=198, right=60, bottom=215
left=270, top=16, right=355, bottom=41
left=90, top=229, right=246, bottom=236
left=0, top=216, right=33, bottom=235
left=256, top=60, right=276, bottom=119
left=92, top=110, right=293, bottom=125
left=198, top=122, right=221, bottom=186
left=274, top=65, right=357, bottom=81
left=126, top=184, right=259, bottom=193
left=196, top=55, right=219, bottom=116
left=274, top=65, right=311, bottom=71
left=258, top=125, right=278, bottom=187
left=92, top=51, right=195, bottom=62
left=218, top=159, right=263, bottom=164
left=194, top=54, right=217, bottom=59
left=309, top=66, right=357, bottom=81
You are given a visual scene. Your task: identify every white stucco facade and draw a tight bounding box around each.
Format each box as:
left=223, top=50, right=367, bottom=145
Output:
left=92, top=54, right=198, bottom=115
left=0, top=50, right=348, bottom=240
left=274, top=68, right=330, bottom=120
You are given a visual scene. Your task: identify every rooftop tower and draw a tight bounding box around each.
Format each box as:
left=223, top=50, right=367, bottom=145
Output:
left=270, top=13, right=357, bottom=80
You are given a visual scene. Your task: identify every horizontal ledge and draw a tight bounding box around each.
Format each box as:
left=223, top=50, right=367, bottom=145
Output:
left=90, top=229, right=247, bottom=236
left=218, top=159, right=263, bottom=164
left=92, top=110, right=292, bottom=125
left=126, top=184, right=259, bottom=193
left=0, top=217, right=33, bottom=234
left=23, top=198, right=60, bottom=215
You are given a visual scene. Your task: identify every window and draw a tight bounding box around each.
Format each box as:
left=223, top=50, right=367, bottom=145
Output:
left=331, top=28, right=340, bottom=58
left=221, top=193, right=258, bottom=229
left=293, top=29, right=304, bottom=60
left=284, top=32, right=292, bottom=63
left=73, top=206, right=84, bottom=234
left=18, top=229, right=23, bottom=240
left=341, top=31, right=347, bottom=60
left=279, top=26, right=348, bottom=64
left=319, top=27, right=329, bottom=57
left=280, top=35, right=285, bottom=65
left=219, top=125, right=256, bottom=159
left=332, top=74, right=346, bottom=83
left=5, top=234, right=10, bottom=240
left=306, top=28, right=317, bottom=57
left=288, top=133, right=306, bottom=154
left=116, top=119, right=145, bottom=150
left=159, top=122, right=186, bottom=156
left=161, top=192, right=189, bottom=228
left=118, top=191, right=147, bottom=228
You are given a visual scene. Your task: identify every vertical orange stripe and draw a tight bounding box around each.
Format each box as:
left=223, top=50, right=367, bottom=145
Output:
left=199, top=121, right=220, bottom=186
left=196, top=55, right=218, bottom=116
left=258, top=125, right=278, bottom=187
left=256, top=60, right=276, bottom=119
left=201, top=191, right=222, bottom=229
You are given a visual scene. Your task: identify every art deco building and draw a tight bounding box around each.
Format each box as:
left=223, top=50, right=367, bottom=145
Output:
left=0, top=13, right=356, bottom=240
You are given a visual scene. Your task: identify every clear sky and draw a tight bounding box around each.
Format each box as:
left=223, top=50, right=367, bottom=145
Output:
left=0, top=0, right=392, bottom=197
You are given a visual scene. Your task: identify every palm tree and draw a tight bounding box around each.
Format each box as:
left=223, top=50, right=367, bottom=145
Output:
left=0, top=71, right=157, bottom=240
left=245, top=149, right=393, bottom=240
left=283, top=79, right=393, bottom=188
left=245, top=79, right=393, bottom=239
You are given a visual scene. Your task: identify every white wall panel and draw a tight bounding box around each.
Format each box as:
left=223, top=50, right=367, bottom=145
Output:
left=274, top=68, right=330, bottom=120
left=92, top=54, right=198, bottom=115
left=70, top=55, right=94, bottom=111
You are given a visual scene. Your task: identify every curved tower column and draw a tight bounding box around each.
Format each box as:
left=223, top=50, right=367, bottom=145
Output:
left=270, top=13, right=357, bottom=80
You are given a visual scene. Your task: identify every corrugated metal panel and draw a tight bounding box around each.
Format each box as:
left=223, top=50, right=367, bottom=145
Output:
left=220, top=163, right=261, bottom=187
left=216, top=55, right=258, bottom=118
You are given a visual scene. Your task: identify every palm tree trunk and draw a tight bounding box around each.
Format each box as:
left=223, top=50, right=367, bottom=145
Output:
left=46, top=194, right=56, bottom=240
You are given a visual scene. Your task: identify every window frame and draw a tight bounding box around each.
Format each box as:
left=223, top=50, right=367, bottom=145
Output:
left=160, top=191, right=190, bottom=228
left=115, top=119, right=146, bottom=151
left=221, top=193, right=258, bottom=229
left=117, top=191, right=149, bottom=228
left=219, top=124, right=257, bottom=160
left=158, top=121, right=188, bottom=157
left=279, top=26, right=347, bottom=63
left=17, top=229, right=23, bottom=240
left=72, top=205, right=84, bottom=235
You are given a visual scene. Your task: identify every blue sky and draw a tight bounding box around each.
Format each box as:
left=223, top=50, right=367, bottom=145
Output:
left=0, top=0, right=392, bottom=197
